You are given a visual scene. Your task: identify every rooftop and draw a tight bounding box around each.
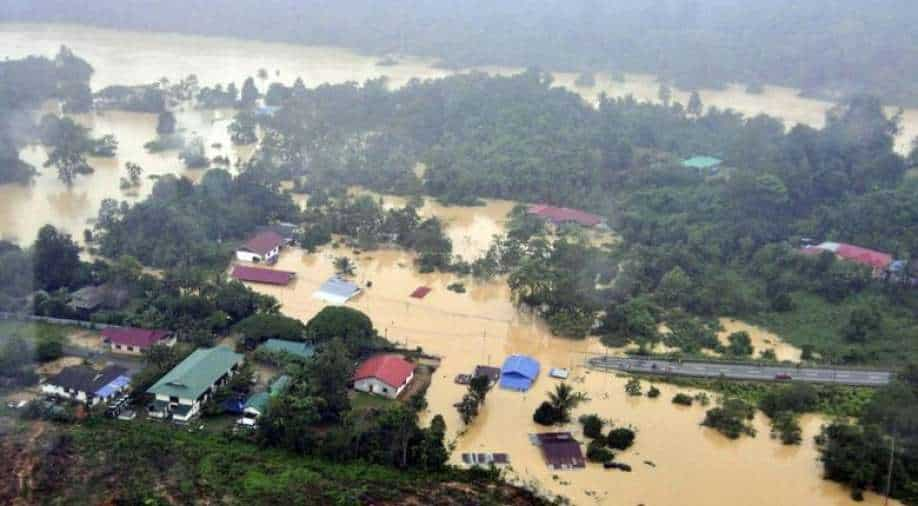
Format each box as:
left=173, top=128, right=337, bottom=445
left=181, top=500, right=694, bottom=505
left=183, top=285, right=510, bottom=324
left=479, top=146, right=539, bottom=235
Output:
left=681, top=156, right=723, bottom=169
left=535, top=432, right=586, bottom=469
left=148, top=347, right=243, bottom=401
left=240, top=230, right=285, bottom=257
left=313, top=276, right=361, bottom=304
left=101, top=327, right=171, bottom=348
left=231, top=265, right=296, bottom=285
left=47, top=365, right=129, bottom=395
left=261, top=339, right=315, bottom=360
left=528, top=205, right=603, bottom=227
left=353, top=354, right=415, bottom=389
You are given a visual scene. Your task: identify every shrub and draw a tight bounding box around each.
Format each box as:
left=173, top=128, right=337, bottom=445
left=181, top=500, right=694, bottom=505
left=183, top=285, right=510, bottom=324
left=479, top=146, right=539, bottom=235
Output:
left=533, top=401, right=560, bottom=426
left=625, top=378, right=642, bottom=396
left=586, top=440, right=614, bottom=463
left=607, top=427, right=636, bottom=450
left=672, top=393, right=693, bottom=406
left=701, top=398, right=757, bottom=439
left=647, top=386, right=661, bottom=398
left=579, top=414, right=606, bottom=439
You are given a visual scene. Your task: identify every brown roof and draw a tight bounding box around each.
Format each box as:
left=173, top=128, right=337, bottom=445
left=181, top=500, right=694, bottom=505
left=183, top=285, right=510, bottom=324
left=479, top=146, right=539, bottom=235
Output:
left=240, top=231, right=285, bottom=256
left=536, top=432, right=586, bottom=469
left=231, top=265, right=296, bottom=285
left=101, top=327, right=171, bottom=348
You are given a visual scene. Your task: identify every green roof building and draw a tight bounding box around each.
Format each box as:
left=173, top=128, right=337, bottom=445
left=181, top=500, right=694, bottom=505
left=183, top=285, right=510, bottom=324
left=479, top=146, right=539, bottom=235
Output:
left=681, top=156, right=723, bottom=172
left=261, top=339, right=315, bottom=361
left=147, top=347, right=244, bottom=423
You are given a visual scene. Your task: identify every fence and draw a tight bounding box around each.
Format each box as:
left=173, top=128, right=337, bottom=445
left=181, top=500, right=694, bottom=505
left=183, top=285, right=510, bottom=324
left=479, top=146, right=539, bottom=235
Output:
left=0, top=311, right=119, bottom=331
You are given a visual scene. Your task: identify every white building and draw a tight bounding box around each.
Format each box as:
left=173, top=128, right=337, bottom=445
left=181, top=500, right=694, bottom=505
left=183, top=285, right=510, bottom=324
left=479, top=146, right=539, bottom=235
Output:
left=352, top=354, right=415, bottom=399
left=147, top=347, right=244, bottom=423
left=42, top=365, right=131, bottom=406
left=235, top=230, right=285, bottom=264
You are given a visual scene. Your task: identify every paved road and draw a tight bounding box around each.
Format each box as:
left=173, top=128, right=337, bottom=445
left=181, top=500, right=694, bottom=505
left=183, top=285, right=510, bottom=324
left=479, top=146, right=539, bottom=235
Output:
left=587, top=356, right=893, bottom=386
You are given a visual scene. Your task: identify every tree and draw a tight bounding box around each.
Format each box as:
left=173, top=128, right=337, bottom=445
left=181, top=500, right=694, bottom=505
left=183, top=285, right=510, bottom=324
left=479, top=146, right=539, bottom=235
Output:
left=305, top=306, right=376, bottom=351
left=334, top=256, right=356, bottom=277
left=229, top=111, right=258, bottom=145
left=32, top=225, right=81, bottom=291
left=579, top=413, right=606, bottom=439
left=647, top=385, right=661, bottom=398
left=657, top=82, right=672, bottom=107
left=547, top=382, right=590, bottom=424
left=702, top=398, right=757, bottom=439
left=625, top=377, right=642, bottom=396
left=241, top=77, right=260, bottom=108
left=233, top=313, right=305, bottom=346
left=156, top=111, right=176, bottom=135
left=672, top=393, right=693, bottom=406
left=179, top=136, right=208, bottom=168
left=607, top=427, right=636, bottom=450
left=125, top=162, right=143, bottom=186
left=843, top=306, right=882, bottom=343
left=587, top=439, right=615, bottom=463
left=726, top=331, right=754, bottom=356
left=656, top=266, right=692, bottom=308
left=304, top=338, right=354, bottom=422
left=687, top=90, right=703, bottom=116
left=469, top=374, right=491, bottom=404
left=418, top=414, right=450, bottom=470
left=457, top=393, right=480, bottom=425
left=35, top=331, right=64, bottom=362
left=533, top=401, right=559, bottom=426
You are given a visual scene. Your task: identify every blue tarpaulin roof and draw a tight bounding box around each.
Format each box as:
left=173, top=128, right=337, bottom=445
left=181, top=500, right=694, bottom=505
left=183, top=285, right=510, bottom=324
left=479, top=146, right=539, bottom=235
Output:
left=500, top=355, right=540, bottom=391
left=94, top=375, right=131, bottom=398
left=221, top=396, right=246, bottom=414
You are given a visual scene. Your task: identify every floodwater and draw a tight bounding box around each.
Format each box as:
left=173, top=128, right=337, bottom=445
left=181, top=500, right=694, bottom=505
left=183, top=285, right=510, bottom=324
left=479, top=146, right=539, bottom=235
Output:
left=1, top=22, right=917, bottom=244
left=718, top=318, right=802, bottom=362
left=239, top=205, right=895, bottom=506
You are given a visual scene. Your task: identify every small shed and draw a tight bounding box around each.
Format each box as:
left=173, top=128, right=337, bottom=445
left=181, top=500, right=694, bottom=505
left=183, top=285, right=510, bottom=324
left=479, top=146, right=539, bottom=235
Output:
left=313, top=277, right=361, bottom=304
left=681, top=156, right=723, bottom=173
left=473, top=365, right=502, bottom=385
left=410, top=286, right=432, bottom=299
left=500, top=355, right=540, bottom=391
left=534, top=432, right=586, bottom=470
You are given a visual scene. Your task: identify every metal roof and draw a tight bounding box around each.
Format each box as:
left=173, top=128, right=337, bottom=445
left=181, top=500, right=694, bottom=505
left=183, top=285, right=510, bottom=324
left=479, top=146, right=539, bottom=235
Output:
left=681, top=156, right=723, bottom=169
left=231, top=265, right=295, bottom=285
left=148, top=347, right=243, bottom=401
left=500, top=355, right=540, bottom=391
left=313, top=276, right=361, bottom=304
left=261, top=339, right=315, bottom=360
left=239, top=230, right=285, bottom=256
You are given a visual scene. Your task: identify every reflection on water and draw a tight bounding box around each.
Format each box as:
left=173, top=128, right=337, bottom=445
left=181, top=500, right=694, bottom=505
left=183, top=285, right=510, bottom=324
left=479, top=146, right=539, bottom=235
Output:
left=240, top=206, right=896, bottom=506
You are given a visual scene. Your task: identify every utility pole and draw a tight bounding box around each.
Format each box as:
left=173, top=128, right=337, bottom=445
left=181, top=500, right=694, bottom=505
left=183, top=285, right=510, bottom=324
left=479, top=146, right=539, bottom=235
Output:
left=884, top=434, right=895, bottom=506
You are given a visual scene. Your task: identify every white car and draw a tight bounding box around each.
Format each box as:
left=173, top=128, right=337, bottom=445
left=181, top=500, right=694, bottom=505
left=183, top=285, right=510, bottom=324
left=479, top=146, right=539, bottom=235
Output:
left=549, top=368, right=570, bottom=379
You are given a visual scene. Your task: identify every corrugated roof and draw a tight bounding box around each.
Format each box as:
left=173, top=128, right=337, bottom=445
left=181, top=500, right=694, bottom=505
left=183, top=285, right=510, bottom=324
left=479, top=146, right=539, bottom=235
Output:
left=240, top=230, right=285, bottom=256
left=528, top=205, right=603, bottom=227
left=231, top=265, right=295, bottom=285
left=500, top=355, right=540, bottom=391
left=802, top=242, right=893, bottom=270
left=101, top=327, right=171, bottom=348
left=244, top=392, right=270, bottom=413
left=47, top=365, right=128, bottom=394
left=535, top=432, right=586, bottom=469
left=681, top=156, right=723, bottom=169
left=261, top=339, right=315, bottom=360
left=353, top=354, right=415, bottom=389
left=313, top=277, right=361, bottom=304
left=148, top=347, right=243, bottom=401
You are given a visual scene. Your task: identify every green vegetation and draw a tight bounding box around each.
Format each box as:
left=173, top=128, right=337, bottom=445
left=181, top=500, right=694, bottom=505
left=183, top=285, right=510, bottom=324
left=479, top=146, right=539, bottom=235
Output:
left=701, top=398, right=757, bottom=439
left=672, top=393, right=693, bottom=406
left=233, top=313, right=306, bottom=346
left=625, top=378, right=642, bottom=396
left=457, top=375, right=491, bottom=425
left=579, top=414, right=606, bottom=439
left=532, top=382, right=589, bottom=426
left=18, top=419, right=545, bottom=505
left=606, top=427, right=636, bottom=451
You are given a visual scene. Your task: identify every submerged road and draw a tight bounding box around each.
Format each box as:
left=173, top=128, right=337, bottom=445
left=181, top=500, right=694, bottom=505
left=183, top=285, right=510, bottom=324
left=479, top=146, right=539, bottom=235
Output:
left=587, top=356, right=893, bottom=386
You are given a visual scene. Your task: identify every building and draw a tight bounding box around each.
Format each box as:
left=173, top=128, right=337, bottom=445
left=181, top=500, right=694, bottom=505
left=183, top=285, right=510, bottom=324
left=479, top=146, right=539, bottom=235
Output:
left=102, top=327, right=174, bottom=356
left=801, top=241, right=894, bottom=277
left=235, top=230, right=286, bottom=264
left=42, top=365, right=130, bottom=406
left=528, top=204, right=603, bottom=228
left=256, top=222, right=298, bottom=244
left=313, top=276, right=361, bottom=304
left=533, top=432, right=586, bottom=470
left=681, top=156, right=723, bottom=173
left=231, top=265, right=296, bottom=286
left=238, top=375, right=290, bottom=427
left=353, top=354, right=415, bottom=399
left=259, top=339, right=315, bottom=361
left=147, top=347, right=244, bottom=423
left=473, top=365, right=502, bottom=386
left=500, top=355, right=540, bottom=391
left=68, top=284, right=130, bottom=315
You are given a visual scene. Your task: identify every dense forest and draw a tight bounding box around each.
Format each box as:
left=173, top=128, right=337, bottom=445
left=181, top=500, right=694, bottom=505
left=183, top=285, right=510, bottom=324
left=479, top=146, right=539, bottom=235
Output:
left=6, top=0, right=918, bottom=105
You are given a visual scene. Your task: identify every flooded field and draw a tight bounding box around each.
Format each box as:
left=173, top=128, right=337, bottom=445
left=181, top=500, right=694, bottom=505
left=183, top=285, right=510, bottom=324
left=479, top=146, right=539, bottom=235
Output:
left=718, top=318, right=803, bottom=362
left=1, top=22, right=917, bottom=244
left=237, top=203, right=894, bottom=506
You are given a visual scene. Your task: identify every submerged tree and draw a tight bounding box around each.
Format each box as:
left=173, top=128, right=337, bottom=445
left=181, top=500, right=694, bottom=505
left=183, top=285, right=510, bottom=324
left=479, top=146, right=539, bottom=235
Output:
left=547, top=382, right=590, bottom=424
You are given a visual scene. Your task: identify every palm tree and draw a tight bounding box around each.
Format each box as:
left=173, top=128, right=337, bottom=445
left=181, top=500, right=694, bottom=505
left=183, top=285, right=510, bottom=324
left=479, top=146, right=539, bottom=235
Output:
left=334, top=256, right=356, bottom=277
left=548, top=382, right=590, bottom=424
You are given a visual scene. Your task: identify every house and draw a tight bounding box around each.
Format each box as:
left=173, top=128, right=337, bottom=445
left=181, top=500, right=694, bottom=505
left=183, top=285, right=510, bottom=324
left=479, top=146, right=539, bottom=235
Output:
left=231, top=265, right=296, bottom=286
left=256, top=222, right=298, bottom=244
left=102, top=327, right=174, bottom=356
left=42, top=365, right=131, bottom=406
left=147, top=347, right=244, bottom=423
left=500, top=354, right=540, bottom=391
left=681, top=156, right=723, bottom=173
left=801, top=241, right=894, bottom=278
left=353, top=354, right=415, bottom=399
left=238, top=374, right=290, bottom=427
left=313, top=276, right=361, bottom=304
left=528, top=205, right=603, bottom=228
left=533, top=432, right=586, bottom=470
left=236, top=230, right=286, bottom=264
left=259, top=339, right=315, bottom=361
left=68, top=284, right=130, bottom=315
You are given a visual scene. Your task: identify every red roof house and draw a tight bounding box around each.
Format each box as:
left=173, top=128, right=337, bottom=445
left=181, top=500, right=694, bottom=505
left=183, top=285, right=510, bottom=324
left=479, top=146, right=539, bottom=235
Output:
left=800, top=241, right=893, bottom=275
left=102, top=327, right=173, bottom=354
left=236, top=231, right=286, bottom=263
left=410, top=286, right=432, bottom=299
left=528, top=204, right=603, bottom=227
left=353, top=354, right=415, bottom=399
left=231, top=265, right=296, bottom=286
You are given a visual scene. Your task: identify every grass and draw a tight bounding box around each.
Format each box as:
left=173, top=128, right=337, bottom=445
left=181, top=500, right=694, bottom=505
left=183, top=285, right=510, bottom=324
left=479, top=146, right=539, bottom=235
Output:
left=351, top=392, right=396, bottom=412
left=0, top=320, right=82, bottom=341
left=748, top=291, right=918, bottom=366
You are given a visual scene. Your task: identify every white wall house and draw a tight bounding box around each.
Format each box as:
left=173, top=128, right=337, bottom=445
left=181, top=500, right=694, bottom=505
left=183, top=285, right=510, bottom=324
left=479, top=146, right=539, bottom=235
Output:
left=235, top=230, right=285, bottom=264
left=352, top=354, right=416, bottom=400
left=147, top=347, right=244, bottom=423
left=42, top=365, right=131, bottom=406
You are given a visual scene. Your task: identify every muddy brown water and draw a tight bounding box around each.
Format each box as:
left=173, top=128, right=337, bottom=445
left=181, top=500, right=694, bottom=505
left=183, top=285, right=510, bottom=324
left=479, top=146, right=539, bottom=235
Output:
left=0, top=23, right=903, bottom=504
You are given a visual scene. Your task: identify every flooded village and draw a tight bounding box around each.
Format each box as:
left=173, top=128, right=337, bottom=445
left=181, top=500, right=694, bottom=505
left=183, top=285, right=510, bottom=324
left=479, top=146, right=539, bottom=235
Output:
left=0, top=21, right=915, bottom=506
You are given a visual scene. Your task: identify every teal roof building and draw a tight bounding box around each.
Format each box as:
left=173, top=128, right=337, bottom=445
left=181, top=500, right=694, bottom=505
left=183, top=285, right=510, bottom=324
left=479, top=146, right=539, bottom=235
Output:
left=148, top=347, right=244, bottom=402
left=261, top=339, right=315, bottom=360
left=681, top=156, right=723, bottom=171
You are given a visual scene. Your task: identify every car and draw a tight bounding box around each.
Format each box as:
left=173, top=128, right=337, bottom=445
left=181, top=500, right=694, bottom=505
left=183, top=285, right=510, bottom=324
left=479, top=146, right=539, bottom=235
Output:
left=774, top=373, right=792, bottom=381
